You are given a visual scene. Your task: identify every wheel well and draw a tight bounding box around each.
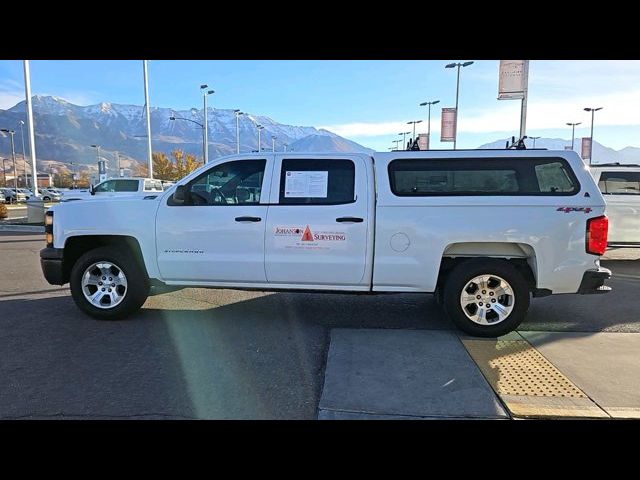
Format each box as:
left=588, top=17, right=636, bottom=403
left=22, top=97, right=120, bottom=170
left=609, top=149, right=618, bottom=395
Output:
left=436, top=257, right=536, bottom=293
left=62, top=235, right=147, bottom=284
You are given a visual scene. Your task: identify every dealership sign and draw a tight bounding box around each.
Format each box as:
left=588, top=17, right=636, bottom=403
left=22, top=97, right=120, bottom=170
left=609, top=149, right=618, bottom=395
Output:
left=498, top=60, right=528, bottom=100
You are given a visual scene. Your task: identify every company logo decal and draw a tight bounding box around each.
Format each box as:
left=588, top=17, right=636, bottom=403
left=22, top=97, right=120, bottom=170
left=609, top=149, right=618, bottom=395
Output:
left=164, top=249, right=204, bottom=254
left=556, top=207, right=593, bottom=214
left=274, top=224, right=346, bottom=250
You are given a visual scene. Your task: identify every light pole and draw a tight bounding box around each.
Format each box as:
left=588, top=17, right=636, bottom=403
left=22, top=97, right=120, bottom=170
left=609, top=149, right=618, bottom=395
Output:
left=90, top=144, right=101, bottom=183
left=529, top=136, right=540, bottom=148
left=2, top=158, right=7, bottom=187
left=566, top=122, right=581, bottom=150
left=584, top=107, right=602, bottom=165
left=18, top=120, right=28, bottom=188
left=170, top=116, right=205, bottom=162
left=142, top=60, right=153, bottom=178
left=201, top=85, right=214, bottom=163
left=257, top=124, right=264, bottom=153
left=398, top=131, right=410, bottom=151
left=392, top=140, right=401, bottom=151
left=23, top=60, right=39, bottom=197
left=445, top=61, right=474, bottom=149
left=1, top=129, right=18, bottom=194
left=234, top=109, right=243, bottom=154
left=419, top=99, right=440, bottom=150
left=407, top=120, right=422, bottom=146
left=271, top=135, right=276, bottom=153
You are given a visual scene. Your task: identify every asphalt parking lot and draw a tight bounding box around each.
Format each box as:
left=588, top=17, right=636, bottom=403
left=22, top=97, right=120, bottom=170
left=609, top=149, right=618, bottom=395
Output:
left=1, top=232, right=638, bottom=419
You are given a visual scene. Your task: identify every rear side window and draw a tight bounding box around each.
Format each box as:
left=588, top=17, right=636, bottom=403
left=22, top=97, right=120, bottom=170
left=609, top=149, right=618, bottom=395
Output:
left=388, top=157, right=579, bottom=196
left=598, top=171, right=640, bottom=195
left=279, top=159, right=355, bottom=205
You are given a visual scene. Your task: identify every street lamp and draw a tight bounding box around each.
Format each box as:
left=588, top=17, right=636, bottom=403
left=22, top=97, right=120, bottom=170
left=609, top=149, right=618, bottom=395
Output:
left=407, top=120, right=422, bottom=146
left=584, top=107, right=602, bottom=164
left=419, top=99, right=440, bottom=150
left=18, top=120, right=28, bottom=188
left=170, top=115, right=205, bottom=162
left=445, top=61, right=474, bottom=149
left=398, top=131, right=410, bottom=151
left=90, top=144, right=101, bottom=182
left=271, top=135, right=276, bottom=153
left=256, top=124, right=264, bottom=153
left=234, top=109, right=243, bottom=154
left=1, top=158, right=7, bottom=187
left=566, top=122, right=581, bottom=150
left=1, top=129, right=18, bottom=194
left=529, top=136, right=540, bottom=148
left=200, top=85, right=214, bottom=164
left=392, top=140, right=402, bottom=151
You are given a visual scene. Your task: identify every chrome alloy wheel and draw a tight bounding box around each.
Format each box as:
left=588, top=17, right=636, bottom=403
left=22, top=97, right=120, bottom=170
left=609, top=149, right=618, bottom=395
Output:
left=81, top=261, right=128, bottom=309
left=459, top=274, right=515, bottom=325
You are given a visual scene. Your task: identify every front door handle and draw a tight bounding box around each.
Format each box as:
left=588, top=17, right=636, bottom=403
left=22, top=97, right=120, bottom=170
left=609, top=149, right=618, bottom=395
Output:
left=235, top=216, right=262, bottom=222
left=336, top=217, right=364, bottom=223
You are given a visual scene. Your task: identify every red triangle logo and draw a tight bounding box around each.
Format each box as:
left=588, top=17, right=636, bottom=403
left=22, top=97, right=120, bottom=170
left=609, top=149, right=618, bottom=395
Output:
left=301, top=225, right=314, bottom=242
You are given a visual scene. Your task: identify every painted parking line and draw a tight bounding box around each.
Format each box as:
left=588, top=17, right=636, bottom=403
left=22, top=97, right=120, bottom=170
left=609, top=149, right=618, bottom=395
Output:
left=461, top=334, right=609, bottom=419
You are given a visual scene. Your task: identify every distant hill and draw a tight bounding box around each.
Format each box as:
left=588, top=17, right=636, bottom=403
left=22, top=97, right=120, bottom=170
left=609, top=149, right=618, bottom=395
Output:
left=0, top=96, right=373, bottom=176
left=478, top=137, right=640, bottom=165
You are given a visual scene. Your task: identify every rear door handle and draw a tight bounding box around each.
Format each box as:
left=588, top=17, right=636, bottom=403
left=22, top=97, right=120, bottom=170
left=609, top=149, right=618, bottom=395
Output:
left=336, top=217, right=364, bottom=223
left=235, top=216, right=262, bottom=222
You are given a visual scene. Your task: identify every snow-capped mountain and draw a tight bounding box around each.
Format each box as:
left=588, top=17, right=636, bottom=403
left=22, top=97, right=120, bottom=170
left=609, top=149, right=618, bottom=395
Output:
left=0, top=95, right=372, bottom=172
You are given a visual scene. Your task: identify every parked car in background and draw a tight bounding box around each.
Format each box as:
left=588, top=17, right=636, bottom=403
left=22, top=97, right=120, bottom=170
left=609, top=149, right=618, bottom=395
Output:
left=18, top=188, right=33, bottom=200
left=0, top=188, right=27, bottom=204
left=39, top=188, right=62, bottom=202
left=62, top=177, right=164, bottom=201
left=161, top=180, right=175, bottom=190
left=590, top=163, right=640, bottom=247
left=0, top=190, right=5, bottom=204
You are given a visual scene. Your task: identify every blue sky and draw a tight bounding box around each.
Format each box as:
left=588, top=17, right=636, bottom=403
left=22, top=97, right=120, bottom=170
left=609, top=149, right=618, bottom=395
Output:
left=1, top=60, right=639, bottom=151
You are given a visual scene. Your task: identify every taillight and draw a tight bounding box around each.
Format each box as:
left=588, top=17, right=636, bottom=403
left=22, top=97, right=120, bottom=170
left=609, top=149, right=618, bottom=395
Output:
left=586, top=215, right=608, bottom=256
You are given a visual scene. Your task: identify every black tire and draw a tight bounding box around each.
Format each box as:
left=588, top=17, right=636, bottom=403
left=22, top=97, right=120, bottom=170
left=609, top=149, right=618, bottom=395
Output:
left=70, top=246, right=150, bottom=320
left=442, top=258, right=530, bottom=337
left=43, top=196, right=50, bottom=201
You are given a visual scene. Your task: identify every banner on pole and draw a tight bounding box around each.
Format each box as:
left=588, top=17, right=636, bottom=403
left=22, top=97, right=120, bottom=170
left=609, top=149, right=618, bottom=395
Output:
left=581, top=137, right=592, bottom=160
left=498, top=60, right=527, bottom=100
left=418, top=133, right=429, bottom=150
left=441, top=108, right=456, bottom=142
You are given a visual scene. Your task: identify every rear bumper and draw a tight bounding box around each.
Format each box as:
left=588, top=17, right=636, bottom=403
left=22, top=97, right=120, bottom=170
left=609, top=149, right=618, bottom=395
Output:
left=40, top=247, right=66, bottom=285
left=577, top=267, right=612, bottom=294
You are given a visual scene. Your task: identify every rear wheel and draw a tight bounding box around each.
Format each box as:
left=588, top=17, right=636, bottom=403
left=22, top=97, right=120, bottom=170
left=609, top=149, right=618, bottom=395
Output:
left=70, top=246, right=149, bottom=320
left=442, top=258, right=530, bottom=337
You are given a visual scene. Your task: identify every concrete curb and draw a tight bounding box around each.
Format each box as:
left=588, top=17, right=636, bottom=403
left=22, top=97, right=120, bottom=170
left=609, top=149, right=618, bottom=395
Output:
left=0, top=224, right=45, bottom=233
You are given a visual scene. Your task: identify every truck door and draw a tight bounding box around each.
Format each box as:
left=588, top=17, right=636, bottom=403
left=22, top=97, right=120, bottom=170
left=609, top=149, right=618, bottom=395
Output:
left=264, top=155, right=371, bottom=287
left=156, top=157, right=272, bottom=283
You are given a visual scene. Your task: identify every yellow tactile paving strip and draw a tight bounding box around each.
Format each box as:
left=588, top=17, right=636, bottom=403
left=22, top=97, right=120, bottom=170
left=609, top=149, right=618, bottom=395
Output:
left=462, top=339, right=609, bottom=418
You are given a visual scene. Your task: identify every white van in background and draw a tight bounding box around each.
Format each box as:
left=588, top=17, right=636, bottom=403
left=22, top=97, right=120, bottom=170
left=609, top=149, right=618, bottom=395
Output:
left=590, top=164, right=640, bottom=247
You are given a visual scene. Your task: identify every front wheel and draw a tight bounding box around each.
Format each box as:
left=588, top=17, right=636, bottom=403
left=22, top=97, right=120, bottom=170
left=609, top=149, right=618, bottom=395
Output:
left=43, top=196, right=51, bottom=201
left=70, top=246, right=149, bottom=320
left=442, top=258, right=530, bottom=337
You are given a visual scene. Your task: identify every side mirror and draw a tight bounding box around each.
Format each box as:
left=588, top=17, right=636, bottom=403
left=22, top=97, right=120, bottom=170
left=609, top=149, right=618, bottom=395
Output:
left=173, top=185, right=187, bottom=203
left=89, top=184, right=95, bottom=195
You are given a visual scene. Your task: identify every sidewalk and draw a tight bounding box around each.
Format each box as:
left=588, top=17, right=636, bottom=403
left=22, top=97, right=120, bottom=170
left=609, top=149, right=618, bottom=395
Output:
left=319, top=328, right=640, bottom=419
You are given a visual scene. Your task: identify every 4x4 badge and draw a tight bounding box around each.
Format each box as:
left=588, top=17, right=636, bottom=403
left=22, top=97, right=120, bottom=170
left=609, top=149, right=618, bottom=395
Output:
left=557, top=207, right=592, bottom=214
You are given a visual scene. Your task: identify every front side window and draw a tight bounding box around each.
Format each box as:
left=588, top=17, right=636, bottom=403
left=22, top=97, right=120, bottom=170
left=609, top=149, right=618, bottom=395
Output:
left=173, top=159, right=266, bottom=206
left=598, top=171, right=640, bottom=195
left=279, top=159, right=355, bottom=205
left=93, top=180, right=115, bottom=193
left=389, top=157, right=579, bottom=196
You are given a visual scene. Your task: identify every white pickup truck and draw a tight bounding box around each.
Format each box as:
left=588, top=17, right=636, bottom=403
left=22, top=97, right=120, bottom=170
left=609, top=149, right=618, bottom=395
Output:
left=590, top=163, right=640, bottom=247
left=62, top=177, right=164, bottom=201
left=40, top=150, right=611, bottom=337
